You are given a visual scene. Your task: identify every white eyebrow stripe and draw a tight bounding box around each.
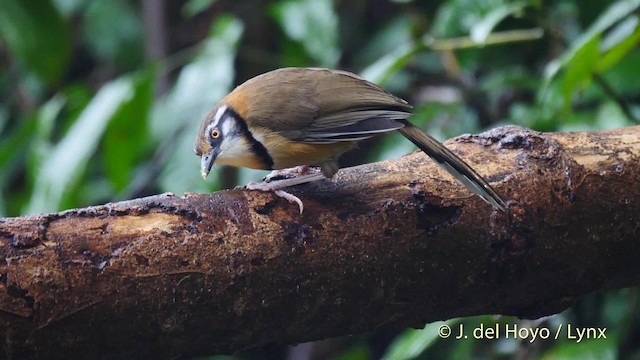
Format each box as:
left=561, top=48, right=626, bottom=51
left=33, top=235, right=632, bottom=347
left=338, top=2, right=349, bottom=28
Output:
left=210, top=105, right=228, bottom=128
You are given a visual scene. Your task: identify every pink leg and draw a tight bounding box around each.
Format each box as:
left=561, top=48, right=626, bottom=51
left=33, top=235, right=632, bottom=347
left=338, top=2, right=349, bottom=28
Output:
left=263, top=165, right=312, bottom=182
left=246, top=168, right=326, bottom=213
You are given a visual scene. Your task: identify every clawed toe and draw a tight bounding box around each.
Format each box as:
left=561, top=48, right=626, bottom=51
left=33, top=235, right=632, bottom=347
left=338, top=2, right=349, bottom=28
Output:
left=274, top=190, right=304, bottom=213
left=246, top=181, right=304, bottom=213
left=243, top=168, right=328, bottom=214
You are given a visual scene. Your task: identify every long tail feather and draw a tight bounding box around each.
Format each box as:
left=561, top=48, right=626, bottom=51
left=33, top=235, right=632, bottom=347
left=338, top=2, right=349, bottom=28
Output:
left=397, top=121, right=507, bottom=211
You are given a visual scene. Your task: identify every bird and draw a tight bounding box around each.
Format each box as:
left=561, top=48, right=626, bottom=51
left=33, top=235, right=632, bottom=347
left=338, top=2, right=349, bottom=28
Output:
left=194, top=67, right=507, bottom=212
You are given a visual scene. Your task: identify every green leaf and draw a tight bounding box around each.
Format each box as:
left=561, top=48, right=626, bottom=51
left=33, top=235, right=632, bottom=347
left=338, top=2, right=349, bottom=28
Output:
left=540, top=336, right=617, bottom=360
left=154, top=15, right=243, bottom=195
left=600, top=15, right=639, bottom=52
left=26, top=77, right=135, bottom=214
left=353, top=15, right=414, bottom=69
left=594, top=101, right=633, bottom=130
left=594, top=51, right=640, bottom=94
left=82, top=0, right=143, bottom=69
left=431, top=0, right=507, bottom=38
left=470, top=2, right=529, bottom=44
left=333, top=345, right=371, bottom=360
left=103, top=72, right=154, bottom=191
left=597, top=17, right=640, bottom=73
left=51, top=0, right=87, bottom=16
left=545, top=0, right=640, bottom=81
left=0, top=0, right=71, bottom=85
left=0, top=113, right=39, bottom=217
left=561, top=34, right=600, bottom=110
left=382, top=319, right=459, bottom=360
left=182, top=0, right=217, bottom=18
left=270, top=0, right=340, bottom=67
left=360, top=43, right=418, bottom=86
left=22, top=94, right=66, bottom=179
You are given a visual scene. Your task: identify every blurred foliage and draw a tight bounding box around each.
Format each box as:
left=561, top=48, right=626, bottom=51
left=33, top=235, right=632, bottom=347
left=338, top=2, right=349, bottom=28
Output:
left=0, top=0, right=639, bottom=358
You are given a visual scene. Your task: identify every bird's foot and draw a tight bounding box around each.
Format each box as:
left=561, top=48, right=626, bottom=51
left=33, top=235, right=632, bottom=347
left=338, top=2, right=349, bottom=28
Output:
left=263, top=165, right=318, bottom=182
left=246, top=181, right=305, bottom=213
left=246, top=168, right=326, bottom=214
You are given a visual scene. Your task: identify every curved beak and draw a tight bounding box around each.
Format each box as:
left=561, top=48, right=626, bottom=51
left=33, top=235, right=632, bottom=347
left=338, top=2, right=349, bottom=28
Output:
left=200, top=148, right=219, bottom=179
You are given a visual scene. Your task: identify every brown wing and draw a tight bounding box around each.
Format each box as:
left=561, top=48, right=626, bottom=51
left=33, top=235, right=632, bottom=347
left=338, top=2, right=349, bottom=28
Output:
left=233, top=68, right=412, bottom=142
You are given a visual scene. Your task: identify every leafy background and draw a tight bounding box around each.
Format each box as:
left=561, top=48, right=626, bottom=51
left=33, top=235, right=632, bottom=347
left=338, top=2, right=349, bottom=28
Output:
left=1, top=0, right=639, bottom=359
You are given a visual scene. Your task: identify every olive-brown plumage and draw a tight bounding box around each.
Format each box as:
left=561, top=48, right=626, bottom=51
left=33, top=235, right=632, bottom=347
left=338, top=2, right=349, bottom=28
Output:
left=195, top=67, right=506, bottom=211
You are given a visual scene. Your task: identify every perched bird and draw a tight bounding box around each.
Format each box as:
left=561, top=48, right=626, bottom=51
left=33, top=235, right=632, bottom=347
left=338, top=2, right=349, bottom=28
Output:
left=194, top=67, right=506, bottom=212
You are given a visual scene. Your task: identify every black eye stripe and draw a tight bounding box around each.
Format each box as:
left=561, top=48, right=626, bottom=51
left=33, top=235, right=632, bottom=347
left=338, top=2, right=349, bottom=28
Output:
left=224, top=107, right=274, bottom=169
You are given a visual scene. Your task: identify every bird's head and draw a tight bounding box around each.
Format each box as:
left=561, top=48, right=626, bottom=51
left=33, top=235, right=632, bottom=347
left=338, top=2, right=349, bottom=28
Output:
left=194, top=104, right=244, bottom=179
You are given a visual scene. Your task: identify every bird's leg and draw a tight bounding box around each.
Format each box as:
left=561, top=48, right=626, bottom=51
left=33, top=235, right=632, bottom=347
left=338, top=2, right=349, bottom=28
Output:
left=262, top=165, right=313, bottom=182
left=246, top=167, right=326, bottom=213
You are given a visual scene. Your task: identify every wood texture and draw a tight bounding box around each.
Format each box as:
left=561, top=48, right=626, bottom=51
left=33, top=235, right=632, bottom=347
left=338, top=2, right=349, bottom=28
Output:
left=0, top=125, right=639, bottom=359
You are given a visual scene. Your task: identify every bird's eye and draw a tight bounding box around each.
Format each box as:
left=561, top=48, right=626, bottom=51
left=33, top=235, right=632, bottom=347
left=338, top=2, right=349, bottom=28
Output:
left=210, top=128, right=221, bottom=139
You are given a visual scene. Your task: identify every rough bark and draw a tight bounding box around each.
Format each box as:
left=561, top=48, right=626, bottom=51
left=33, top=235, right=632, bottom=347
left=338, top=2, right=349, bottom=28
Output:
left=0, top=125, right=639, bottom=359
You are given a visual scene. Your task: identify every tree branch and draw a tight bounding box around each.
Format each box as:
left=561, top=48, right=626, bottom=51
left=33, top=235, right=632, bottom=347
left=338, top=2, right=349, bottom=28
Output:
left=1, top=125, right=639, bottom=359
